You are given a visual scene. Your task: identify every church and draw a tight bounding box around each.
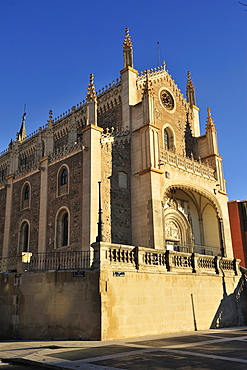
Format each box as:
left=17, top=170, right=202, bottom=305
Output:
left=0, top=29, right=245, bottom=340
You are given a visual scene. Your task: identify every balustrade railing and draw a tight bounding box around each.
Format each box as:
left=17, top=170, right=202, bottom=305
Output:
left=108, top=247, right=135, bottom=265
left=28, top=251, right=91, bottom=271
left=160, top=148, right=215, bottom=179
left=0, top=246, right=239, bottom=276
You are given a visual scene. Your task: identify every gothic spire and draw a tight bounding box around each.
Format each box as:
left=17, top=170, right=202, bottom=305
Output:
left=206, top=108, right=216, bottom=132
left=186, top=71, right=196, bottom=106
left=17, top=107, right=27, bottom=143
left=86, top=74, right=97, bottom=126
left=123, top=27, right=133, bottom=68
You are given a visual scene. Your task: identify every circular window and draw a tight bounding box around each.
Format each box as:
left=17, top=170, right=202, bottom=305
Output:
left=160, top=90, right=175, bottom=111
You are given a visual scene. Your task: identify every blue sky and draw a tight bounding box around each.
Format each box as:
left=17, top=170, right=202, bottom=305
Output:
left=0, top=0, right=246, bottom=201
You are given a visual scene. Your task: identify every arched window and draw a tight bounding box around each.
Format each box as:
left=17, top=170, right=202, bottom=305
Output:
left=21, top=182, right=31, bottom=209
left=62, top=212, right=68, bottom=247
left=58, top=166, right=69, bottom=196
left=24, top=184, right=29, bottom=200
left=163, top=126, right=175, bottom=151
left=164, top=129, right=170, bottom=150
left=56, top=208, right=70, bottom=248
left=19, top=221, right=29, bottom=252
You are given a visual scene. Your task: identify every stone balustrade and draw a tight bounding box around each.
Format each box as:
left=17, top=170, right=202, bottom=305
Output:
left=160, top=148, right=215, bottom=180
left=92, top=242, right=240, bottom=276
left=0, top=244, right=240, bottom=276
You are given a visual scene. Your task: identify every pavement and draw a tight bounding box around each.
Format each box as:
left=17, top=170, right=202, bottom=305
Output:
left=1, top=327, right=247, bottom=369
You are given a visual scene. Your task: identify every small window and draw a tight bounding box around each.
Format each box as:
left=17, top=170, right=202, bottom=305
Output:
left=58, top=166, right=69, bottom=196
left=164, top=129, right=170, bottom=150
left=24, top=184, right=29, bottom=200
left=21, top=182, right=31, bottom=209
left=61, top=168, right=68, bottom=186
left=163, top=127, right=174, bottom=151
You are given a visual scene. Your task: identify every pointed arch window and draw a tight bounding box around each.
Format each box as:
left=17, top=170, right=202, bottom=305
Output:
left=21, top=182, right=31, bottom=209
left=61, top=168, right=68, bottom=185
left=56, top=208, right=70, bottom=248
left=19, top=221, right=29, bottom=252
left=62, top=212, right=68, bottom=247
left=163, top=126, right=175, bottom=152
left=58, top=165, right=69, bottom=196
left=24, top=184, right=29, bottom=200
left=164, top=129, right=170, bottom=150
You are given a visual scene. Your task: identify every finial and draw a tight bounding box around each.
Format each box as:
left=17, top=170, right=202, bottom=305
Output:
left=17, top=106, right=27, bottom=143
left=49, top=110, right=53, bottom=120
left=86, top=73, right=97, bottom=101
left=123, top=28, right=133, bottom=49
left=123, top=27, right=133, bottom=68
left=187, top=71, right=195, bottom=90
left=206, top=108, right=216, bottom=131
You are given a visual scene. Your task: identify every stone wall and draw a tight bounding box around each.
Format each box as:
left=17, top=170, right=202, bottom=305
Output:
left=101, top=269, right=241, bottom=340
left=47, top=152, right=83, bottom=251
left=0, top=243, right=246, bottom=341
left=111, top=139, right=132, bottom=245
left=98, top=105, right=122, bottom=131
left=10, top=171, right=41, bottom=255
left=0, top=269, right=100, bottom=340
left=94, top=242, right=245, bottom=340
left=0, top=188, right=6, bottom=255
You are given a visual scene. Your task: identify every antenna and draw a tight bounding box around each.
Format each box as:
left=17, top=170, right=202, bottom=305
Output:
left=157, top=42, right=160, bottom=66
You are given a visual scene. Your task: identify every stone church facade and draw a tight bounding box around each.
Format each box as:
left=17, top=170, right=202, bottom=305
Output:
left=0, top=29, right=244, bottom=340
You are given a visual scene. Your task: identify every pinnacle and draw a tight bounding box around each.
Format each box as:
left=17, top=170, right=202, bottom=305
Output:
left=123, top=27, right=133, bottom=49
left=187, top=71, right=195, bottom=91
left=206, top=108, right=216, bottom=130
left=86, top=73, right=97, bottom=101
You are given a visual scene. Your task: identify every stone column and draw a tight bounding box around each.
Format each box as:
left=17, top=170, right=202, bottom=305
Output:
left=81, top=124, right=103, bottom=250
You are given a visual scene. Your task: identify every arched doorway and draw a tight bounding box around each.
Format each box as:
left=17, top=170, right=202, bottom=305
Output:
left=163, top=186, right=223, bottom=255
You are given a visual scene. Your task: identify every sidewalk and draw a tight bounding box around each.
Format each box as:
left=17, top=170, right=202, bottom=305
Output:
left=1, top=327, right=247, bottom=369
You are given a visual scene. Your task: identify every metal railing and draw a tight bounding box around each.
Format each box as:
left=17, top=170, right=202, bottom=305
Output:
left=173, top=245, right=222, bottom=256
left=28, top=251, right=91, bottom=271
left=0, top=251, right=91, bottom=273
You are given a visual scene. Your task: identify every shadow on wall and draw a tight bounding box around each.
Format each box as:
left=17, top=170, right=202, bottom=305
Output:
left=211, top=267, right=247, bottom=329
